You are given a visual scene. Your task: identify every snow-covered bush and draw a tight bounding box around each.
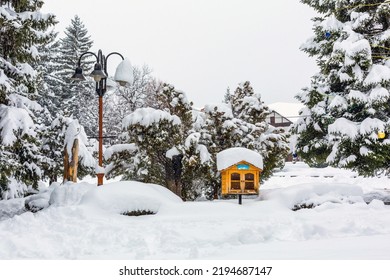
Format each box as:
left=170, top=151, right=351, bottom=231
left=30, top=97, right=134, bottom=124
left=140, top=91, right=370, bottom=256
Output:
left=262, top=183, right=365, bottom=210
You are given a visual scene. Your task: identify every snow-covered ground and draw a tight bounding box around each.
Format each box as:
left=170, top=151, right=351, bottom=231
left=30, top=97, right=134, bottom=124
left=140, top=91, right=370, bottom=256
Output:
left=0, top=162, right=389, bottom=259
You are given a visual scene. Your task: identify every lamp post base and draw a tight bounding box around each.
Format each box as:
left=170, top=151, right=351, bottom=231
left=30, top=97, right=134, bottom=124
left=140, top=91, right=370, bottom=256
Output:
left=97, top=173, right=104, bottom=186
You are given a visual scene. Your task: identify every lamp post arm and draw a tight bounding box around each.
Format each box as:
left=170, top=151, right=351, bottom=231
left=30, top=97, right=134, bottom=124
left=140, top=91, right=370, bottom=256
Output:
left=77, top=51, right=98, bottom=66
left=106, top=52, right=125, bottom=62
left=104, top=52, right=125, bottom=74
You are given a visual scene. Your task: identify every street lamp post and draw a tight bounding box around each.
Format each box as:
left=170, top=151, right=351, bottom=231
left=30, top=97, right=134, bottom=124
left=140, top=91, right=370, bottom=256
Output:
left=71, top=49, right=126, bottom=186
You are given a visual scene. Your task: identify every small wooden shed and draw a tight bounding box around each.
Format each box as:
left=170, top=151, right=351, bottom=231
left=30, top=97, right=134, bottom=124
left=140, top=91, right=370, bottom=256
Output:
left=217, top=147, right=263, bottom=195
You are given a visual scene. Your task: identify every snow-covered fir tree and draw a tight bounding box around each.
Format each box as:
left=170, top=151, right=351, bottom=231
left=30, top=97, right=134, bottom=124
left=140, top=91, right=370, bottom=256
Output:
left=294, top=0, right=390, bottom=176
left=56, top=15, right=97, bottom=137
left=39, top=116, right=66, bottom=184
left=181, top=128, right=213, bottom=200
left=0, top=0, right=56, bottom=199
left=230, top=82, right=289, bottom=179
left=222, top=87, right=232, bottom=104
left=35, top=29, right=97, bottom=184
left=154, top=84, right=208, bottom=199
left=200, top=103, right=237, bottom=197
left=36, top=38, right=64, bottom=118
left=231, top=82, right=269, bottom=125
left=154, top=83, right=193, bottom=129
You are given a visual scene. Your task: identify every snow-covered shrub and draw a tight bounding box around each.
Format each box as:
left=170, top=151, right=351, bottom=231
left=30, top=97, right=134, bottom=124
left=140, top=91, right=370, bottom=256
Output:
left=263, top=183, right=365, bottom=211
left=80, top=181, right=182, bottom=214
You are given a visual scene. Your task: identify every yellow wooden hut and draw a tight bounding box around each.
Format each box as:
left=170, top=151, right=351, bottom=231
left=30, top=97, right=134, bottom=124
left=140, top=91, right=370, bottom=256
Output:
left=217, top=147, right=263, bottom=195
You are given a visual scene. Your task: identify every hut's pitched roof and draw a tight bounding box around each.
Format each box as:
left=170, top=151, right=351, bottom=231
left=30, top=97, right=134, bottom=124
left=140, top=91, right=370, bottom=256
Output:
left=216, top=147, right=263, bottom=171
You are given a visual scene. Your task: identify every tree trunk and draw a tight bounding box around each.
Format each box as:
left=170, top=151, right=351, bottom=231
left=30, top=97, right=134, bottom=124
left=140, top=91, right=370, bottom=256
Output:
left=63, top=139, right=79, bottom=183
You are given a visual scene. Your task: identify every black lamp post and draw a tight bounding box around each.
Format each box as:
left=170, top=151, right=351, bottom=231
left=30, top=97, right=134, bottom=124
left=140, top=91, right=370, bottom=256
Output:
left=71, top=49, right=127, bottom=186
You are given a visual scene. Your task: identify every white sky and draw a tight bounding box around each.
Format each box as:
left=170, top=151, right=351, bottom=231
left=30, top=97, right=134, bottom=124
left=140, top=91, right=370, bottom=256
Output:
left=41, top=0, right=318, bottom=108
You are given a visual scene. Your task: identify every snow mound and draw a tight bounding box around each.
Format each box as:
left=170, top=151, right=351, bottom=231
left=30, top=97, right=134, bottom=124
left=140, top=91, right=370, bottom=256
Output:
left=363, top=191, right=390, bottom=205
left=25, top=189, right=52, bottom=212
left=49, top=182, right=96, bottom=207
left=263, top=183, right=364, bottom=209
left=369, top=199, right=385, bottom=209
left=80, top=181, right=183, bottom=214
left=0, top=198, right=25, bottom=221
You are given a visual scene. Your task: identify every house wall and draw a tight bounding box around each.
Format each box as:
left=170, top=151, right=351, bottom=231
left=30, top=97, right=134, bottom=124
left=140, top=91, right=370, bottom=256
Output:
left=266, top=111, right=292, bottom=128
left=221, top=161, right=261, bottom=195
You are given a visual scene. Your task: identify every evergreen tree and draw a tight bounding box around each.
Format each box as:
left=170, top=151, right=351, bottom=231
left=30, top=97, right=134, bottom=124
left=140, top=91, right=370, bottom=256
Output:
left=231, top=81, right=269, bottom=124
left=154, top=83, right=193, bottom=129
left=154, top=84, right=206, bottom=199
left=295, top=0, right=390, bottom=175
left=200, top=103, right=236, bottom=197
left=181, top=129, right=213, bottom=200
left=0, top=0, right=56, bottom=199
left=36, top=38, right=64, bottom=118
left=34, top=32, right=72, bottom=186
left=39, top=116, right=65, bottom=184
left=56, top=15, right=96, bottom=136
left=222, top=87, right=231, bottom=104
left=230, top=82, right=289, bottom=179
left=35, top=30, right=97, bottom=184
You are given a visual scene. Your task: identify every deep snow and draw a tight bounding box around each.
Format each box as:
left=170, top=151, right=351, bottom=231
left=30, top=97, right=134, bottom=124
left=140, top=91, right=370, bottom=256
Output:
left=0, top=162, right=389, bottom=259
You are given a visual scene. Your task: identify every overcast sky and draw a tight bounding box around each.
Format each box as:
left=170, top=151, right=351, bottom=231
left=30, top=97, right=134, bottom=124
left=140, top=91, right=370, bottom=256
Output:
left=41, top=0, right=318, bottom=107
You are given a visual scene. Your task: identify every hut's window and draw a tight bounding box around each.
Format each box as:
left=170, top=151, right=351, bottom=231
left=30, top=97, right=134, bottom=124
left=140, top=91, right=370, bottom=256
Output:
left=230, top=173, right=241, bottom=190
left=244, top=173, right=255, bottom=190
